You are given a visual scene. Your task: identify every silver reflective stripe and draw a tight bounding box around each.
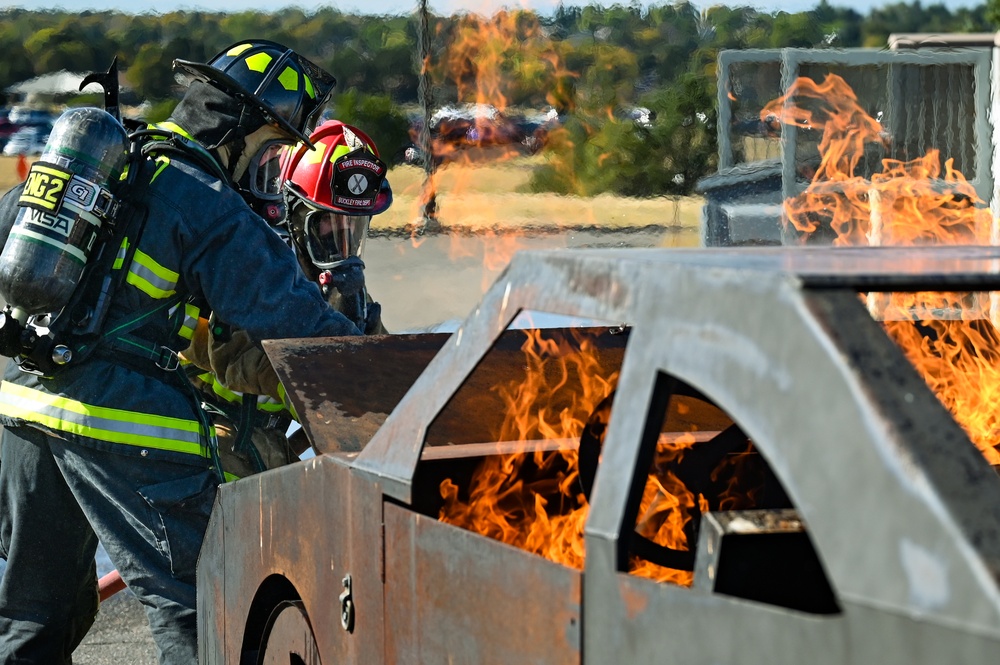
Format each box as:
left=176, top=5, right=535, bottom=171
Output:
left=170, top=302, right=199, bottom=340
left=127, top=249, right=178, bottom=299
left=0, top=382, right=207, bottom=457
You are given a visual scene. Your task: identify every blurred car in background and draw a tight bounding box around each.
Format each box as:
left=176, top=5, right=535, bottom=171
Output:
left=3, top=123, right=51, bottom=156
left=7, top=107, right=55, bottom=127
left=404, top=105, right=560, bottom=166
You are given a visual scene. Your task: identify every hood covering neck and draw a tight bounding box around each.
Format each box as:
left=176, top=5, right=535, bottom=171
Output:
left=167, top=80, right=266, bottom=149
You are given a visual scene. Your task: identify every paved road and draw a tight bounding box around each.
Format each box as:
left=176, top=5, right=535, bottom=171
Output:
left=365, top=225, right=681, bottom=332
left=76, top=592, right=158, bottom=664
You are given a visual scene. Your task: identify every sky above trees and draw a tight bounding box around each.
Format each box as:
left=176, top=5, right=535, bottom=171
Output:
left=7, top=0, right=988, bottom=18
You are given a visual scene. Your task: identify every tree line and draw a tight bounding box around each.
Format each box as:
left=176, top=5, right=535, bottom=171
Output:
left=1, top=1, right=996, bottom=197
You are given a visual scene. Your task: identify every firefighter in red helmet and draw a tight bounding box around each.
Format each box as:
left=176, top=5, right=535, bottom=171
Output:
left=180, top=119, right=394, bottom=480
left=280, top=119, right=392, bottom=334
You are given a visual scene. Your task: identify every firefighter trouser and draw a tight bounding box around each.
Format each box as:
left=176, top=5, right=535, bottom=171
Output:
left=0, top=425, right=218, bottom=665
left=0, top=426, right=99, bottom=664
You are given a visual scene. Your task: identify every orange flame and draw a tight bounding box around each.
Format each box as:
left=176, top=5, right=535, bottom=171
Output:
left=420, top=10, right=561, bottom=173
left=438, top=328, right=613, bottom=569
left=437, top=329, right=759, bottom=585
left=409, top=10, right=567, bottom=284
left=763, top=74, right=1000, bottom=464
left=627, top=432, right=702, bottom=585
left=878, top=294, right=1000, bottom=465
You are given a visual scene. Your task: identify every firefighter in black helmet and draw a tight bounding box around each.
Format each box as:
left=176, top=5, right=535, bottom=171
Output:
left=167, top=39, right=337, bottom=208
left=0, top=40, right=354, bottom=665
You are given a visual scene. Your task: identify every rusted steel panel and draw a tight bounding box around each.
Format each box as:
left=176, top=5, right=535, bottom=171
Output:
left=265, top=328, right=627, bottom=455
left=198, top=456, right=364, bottom=665
left=204, top=245, right=1000, bottom=665
left=341, top=471, right=388, bottom=665
left=583, top=562, right=1000, bottom=664
left=198, top=492, right=228, bottom=665
left=264, top=333, right=450, bottom=454
left=589, top=562, right=849, bottom=664
left=383, top=502, right=581, bottom=665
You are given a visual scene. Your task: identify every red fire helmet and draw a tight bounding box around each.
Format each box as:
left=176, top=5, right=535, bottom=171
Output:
left=280, top=119, right=392, bottom=215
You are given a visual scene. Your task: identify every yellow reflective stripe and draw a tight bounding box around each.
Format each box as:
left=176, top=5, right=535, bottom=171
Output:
left=303, top=140, right=327, bottom=165
left=127, top=249, right=178, bottom=299
left=277, top=66, right=299, bottom=92
left=203, top=375, right=287, bottom=415
left=151, top=155, right=170, bottom=183
left=153, top=121, right=195, bottom=141
left=176, top=302, right=199, bottom=340
left=255, top=394, right=284, bottom=412
left=329, top=144, right=351, bottom=164
left=112, top=237, right=129, bottom=270
left=0, top=382, right=208, bottom=457
left=209, top=377, right=241, bottom=405
left=304, top=75, right=315, bottom=99
left=245, top=52, right=272, bottom=73
left=312, top=141, right=376, bottom=169
left=227, top=43, right=253, bottom=57
left=182, top=303, right=200, bottom=338
left=223, top=470, right=241, bottom=482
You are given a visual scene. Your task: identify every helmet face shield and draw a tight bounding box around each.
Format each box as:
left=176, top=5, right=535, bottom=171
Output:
left=302, top=209, right=371, bottom=268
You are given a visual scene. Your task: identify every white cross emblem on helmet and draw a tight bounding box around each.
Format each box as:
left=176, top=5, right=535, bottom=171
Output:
left=348, top=173, right=369, bottom=195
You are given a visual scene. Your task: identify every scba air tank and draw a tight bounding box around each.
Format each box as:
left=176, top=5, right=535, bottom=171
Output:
left=0, top=107, right=128, bottom=316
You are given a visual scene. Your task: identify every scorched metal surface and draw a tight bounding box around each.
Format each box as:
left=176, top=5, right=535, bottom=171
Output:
left=198, top=245, right=1000, bottom=665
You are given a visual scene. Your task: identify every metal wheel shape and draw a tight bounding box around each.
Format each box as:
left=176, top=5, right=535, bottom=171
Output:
left=258, top=600, right=321, bottom=665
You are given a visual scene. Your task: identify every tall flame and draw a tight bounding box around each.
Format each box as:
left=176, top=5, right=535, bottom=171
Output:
left=410, top=10, right=566, bottom=284
left=763, top=73, right=1000, bottom=464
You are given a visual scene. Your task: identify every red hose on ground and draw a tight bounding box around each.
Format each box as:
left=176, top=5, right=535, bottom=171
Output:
left=98, top=569, right=126, bottom=602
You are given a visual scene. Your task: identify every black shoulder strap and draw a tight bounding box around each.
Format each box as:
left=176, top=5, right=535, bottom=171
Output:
left=131, top=128, right=232, bottom=185
left=56, top=154, right=156, bottom=354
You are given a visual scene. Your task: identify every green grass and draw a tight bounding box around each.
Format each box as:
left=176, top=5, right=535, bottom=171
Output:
left=1, top=154, right=705, bottom=247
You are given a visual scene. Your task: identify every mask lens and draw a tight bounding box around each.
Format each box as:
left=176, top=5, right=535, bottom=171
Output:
left=304, top=211, right=372, bottom=268
left=304, top=211, right=348, bottom=268
left=251, top=141, right=288, bottom=200
left=345, top=215, right=370, bottom=258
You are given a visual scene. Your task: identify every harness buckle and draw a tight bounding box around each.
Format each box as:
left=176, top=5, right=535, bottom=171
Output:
left=155, top=346, right=180, bottom=371
left=257, top=412, right=290, bottom=431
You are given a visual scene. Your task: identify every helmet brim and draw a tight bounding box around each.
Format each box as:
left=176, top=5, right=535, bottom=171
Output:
left=372, top=181, right=393, bottom=215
